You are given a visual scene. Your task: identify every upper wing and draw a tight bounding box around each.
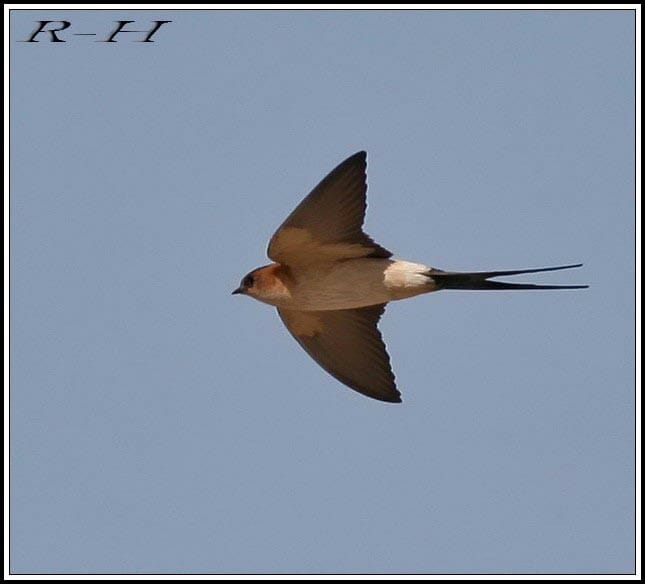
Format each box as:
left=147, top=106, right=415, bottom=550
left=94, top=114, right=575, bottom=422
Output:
left=277, top=304, right=401, bottom=403
left=267, top=151, right=392, bottom=266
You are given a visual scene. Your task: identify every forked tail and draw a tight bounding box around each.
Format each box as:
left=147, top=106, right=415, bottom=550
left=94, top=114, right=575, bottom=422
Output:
left=428, top=263, right=588, bottom=290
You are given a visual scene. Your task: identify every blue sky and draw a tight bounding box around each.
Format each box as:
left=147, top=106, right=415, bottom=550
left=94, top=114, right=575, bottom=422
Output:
left=10, top=9, right=635, bottom=575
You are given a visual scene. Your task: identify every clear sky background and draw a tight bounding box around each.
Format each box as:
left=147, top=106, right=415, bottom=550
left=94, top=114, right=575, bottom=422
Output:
left=10, top=8, right=635, bottom=575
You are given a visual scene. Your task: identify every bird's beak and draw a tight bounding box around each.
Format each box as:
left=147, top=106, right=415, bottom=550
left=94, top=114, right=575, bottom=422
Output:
left=232, top=287, right=243, bottom=295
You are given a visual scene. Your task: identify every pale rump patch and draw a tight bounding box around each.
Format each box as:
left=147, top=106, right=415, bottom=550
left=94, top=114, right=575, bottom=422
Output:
left=282, top=310, right=325, bottom=337
left=384, top=261, right=435, bottom=298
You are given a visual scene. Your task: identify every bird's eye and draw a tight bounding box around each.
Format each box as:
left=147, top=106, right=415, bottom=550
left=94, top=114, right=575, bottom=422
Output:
left=243, top=275, right=254, bottom=288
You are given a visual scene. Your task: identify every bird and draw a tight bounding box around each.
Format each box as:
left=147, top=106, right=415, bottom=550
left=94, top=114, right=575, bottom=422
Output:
left=233, top=151, right=587, bottom=403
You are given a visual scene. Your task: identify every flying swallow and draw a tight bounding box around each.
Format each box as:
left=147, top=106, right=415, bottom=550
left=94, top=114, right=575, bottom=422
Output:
left=233, top=151, right=587, bottom=403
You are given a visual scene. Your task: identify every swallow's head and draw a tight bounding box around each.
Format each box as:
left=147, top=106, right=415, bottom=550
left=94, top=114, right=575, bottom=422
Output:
left=232, top=270, right=259, bottom=296
left=232, top=263, right=290, bottom=305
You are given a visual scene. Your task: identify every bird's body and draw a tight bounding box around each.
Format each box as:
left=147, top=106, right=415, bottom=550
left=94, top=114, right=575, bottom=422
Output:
left=233, top=151, right=586, bottom=403
left=247, top=259, right=436, bottom=311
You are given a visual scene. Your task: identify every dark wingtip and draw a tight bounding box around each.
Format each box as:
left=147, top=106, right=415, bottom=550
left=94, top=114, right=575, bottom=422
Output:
left=379, top=393, right=402, bottom=404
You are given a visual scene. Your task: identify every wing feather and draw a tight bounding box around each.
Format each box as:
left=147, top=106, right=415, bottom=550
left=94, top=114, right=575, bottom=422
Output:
left=267, top=152, right=392, bottom=265
left=277, top=304, right=401, bottom=403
